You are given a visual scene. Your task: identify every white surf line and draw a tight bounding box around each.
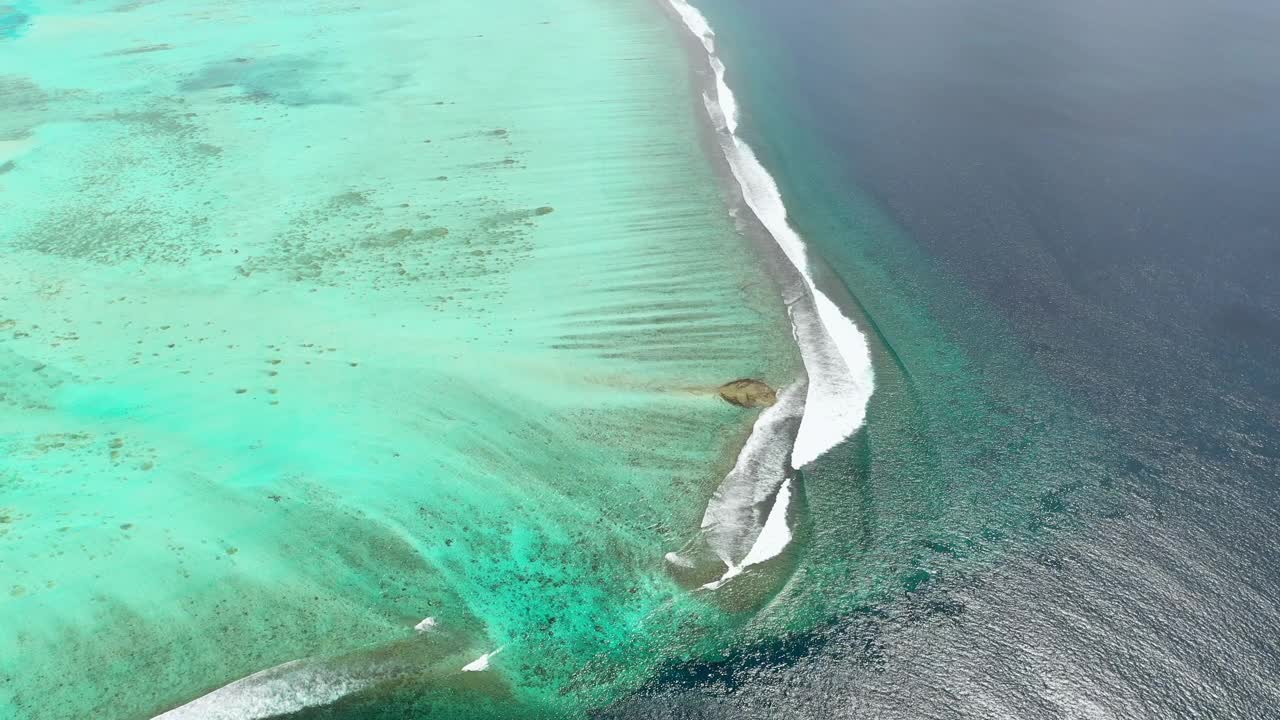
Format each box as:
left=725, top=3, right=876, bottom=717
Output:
left=666, top=0, right=875, bottom=469
left=697, top=382, right=802, bottom=568
left=155, top=612, right=444, bottom=718
left=701, top=478, right=794, bottom=590
left=664, top=550, right=696, bottom=568
left=153, top=637, right=509, bottom=719
left=461, top=646, right=504, bottom=672
left=151, top=660, right=370, bottom=720
left=739, top=478, right=794, bottom=567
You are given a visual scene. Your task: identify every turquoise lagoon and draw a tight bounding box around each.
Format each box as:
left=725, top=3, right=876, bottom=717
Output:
left=0, top=0, right=808, bottom=717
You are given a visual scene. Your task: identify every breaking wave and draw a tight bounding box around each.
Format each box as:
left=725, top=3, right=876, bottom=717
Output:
left=666, top=0, right=875, bottom=469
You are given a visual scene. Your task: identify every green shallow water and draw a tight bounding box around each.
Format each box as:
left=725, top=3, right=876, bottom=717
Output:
left=0, top=1, right=800, bottom=717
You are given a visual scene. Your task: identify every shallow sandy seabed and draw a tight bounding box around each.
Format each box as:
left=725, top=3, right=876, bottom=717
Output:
left=0, top=0, right=798, bottom=717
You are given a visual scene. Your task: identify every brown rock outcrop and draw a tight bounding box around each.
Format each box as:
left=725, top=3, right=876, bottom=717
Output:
left=717, top=379, right=776, bottom=408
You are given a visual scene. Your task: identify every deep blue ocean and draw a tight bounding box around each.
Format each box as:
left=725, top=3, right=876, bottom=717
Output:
left=609, top=0, right=1280, bottom=717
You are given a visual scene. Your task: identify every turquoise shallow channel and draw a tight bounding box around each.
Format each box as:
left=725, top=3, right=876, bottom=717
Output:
left=0, top=1, right=802, bottom=717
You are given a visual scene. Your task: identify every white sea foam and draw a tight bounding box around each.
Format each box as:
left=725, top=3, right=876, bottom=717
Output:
left=700, top=382, right=802, bottom=566
left=701, top=478, right=795, bottom=590
left=151, top=660, right=369, bottom=720
left=154, top=636, right=504, bottom=718
left=461, top=647, right=503, bottom=672
left=739, top=478, right=793, bottom=567
left=664, top=550, right=696, bottom=568
left=700, top=566, right=738, bottom=591
left=666, top=0, right=875, bottom=468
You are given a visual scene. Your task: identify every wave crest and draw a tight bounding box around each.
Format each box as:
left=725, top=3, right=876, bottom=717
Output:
left=666, top=0, right=874, bottom=467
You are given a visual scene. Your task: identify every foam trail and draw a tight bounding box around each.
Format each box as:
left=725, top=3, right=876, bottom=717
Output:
left=153, top=632, right=502, bottom=718
left=151, top=660, right=370, bottom=720
left=702, top=478, right=795, bottom=590
left=739, top=478, right=793, bottom=567
left=699, top=382, right=802, bottom=566
left=461, top=647, right=503, bottom=672
left=666, top=0, right=874, bottom=468
left=679, top=382, right=800, bottom=589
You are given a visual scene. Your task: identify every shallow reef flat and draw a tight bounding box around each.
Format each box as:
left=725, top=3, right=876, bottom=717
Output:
left=0, top=0, right=797, bottom=717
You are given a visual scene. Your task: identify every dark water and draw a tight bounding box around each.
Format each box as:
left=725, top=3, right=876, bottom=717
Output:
left=607, top=0, right=1280, bottom=717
